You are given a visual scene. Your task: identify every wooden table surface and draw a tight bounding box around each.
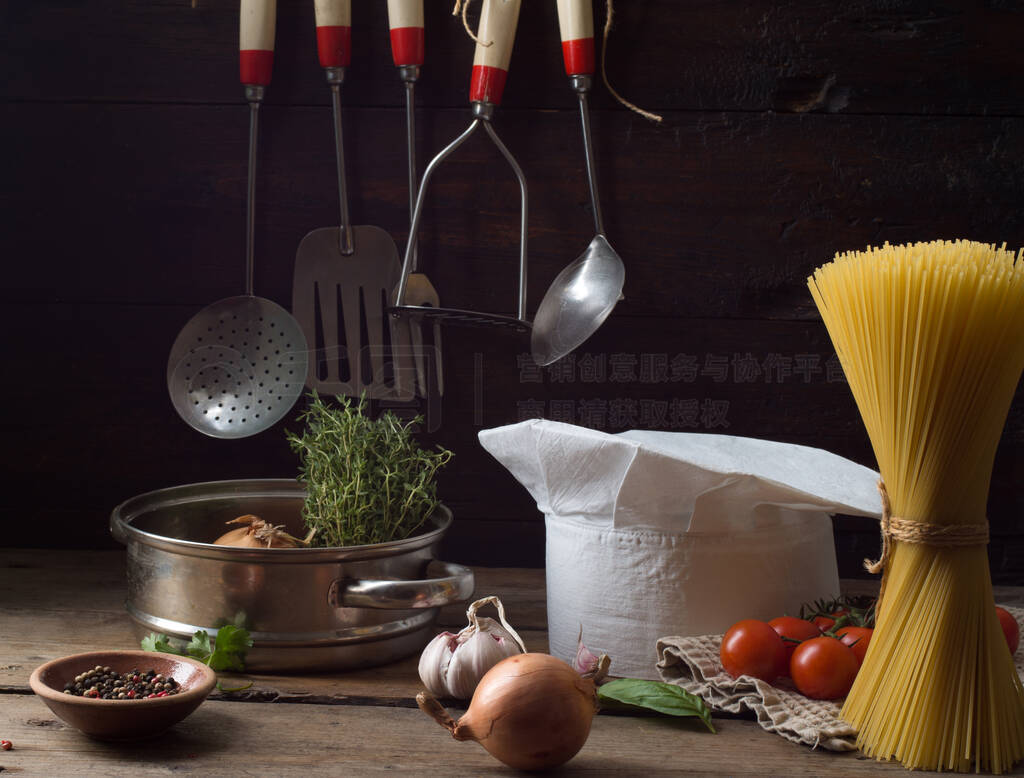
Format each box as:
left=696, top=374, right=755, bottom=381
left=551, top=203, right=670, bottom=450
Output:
left=2, top=550, right=1023, bottom=776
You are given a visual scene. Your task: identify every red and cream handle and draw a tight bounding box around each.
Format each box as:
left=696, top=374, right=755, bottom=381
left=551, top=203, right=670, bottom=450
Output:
left=314, top=0, right=352, bottom=69
left=556, top=0, right=595, bottom=77
left=469, top=0, right=521, bottom=106
left=387, top=0, right=425, bottom=68
left=240, top=0, right=276, bottom=86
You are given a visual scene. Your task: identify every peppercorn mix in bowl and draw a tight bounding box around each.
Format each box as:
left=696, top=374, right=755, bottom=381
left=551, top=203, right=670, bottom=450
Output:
left=29, top=649, right=216, bottom=740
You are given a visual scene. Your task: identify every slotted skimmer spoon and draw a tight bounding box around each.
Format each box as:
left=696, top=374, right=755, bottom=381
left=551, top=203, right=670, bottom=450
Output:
left=530, top=0, right=625, bottom=366
left=387, top=0, right=443, bottom=397
left=293, top=0, right=413, bottom=400
left=391, top=0, right=529, bottom=333
left=167, top=0, right=308, bottom=439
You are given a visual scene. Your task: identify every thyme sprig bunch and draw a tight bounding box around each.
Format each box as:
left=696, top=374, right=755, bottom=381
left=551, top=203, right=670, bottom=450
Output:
left=286, top=392, right=453, bottom=547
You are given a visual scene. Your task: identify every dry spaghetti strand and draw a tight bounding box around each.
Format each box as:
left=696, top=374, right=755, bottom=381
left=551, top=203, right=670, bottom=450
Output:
left=808, top=240, right=1024, bottom=773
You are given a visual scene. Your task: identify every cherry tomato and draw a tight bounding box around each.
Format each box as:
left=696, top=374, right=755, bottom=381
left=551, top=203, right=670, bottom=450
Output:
left=812, top=608, right=849, bottom=631
left=720, top=619, right=787, bottom=683
left=768, top=616, right=822, bottom=667
left=996, top=607, right=1020, bottom=655
left=836, top=626, right=873, bottom=666
left=790, top=636, right=859, bottom=700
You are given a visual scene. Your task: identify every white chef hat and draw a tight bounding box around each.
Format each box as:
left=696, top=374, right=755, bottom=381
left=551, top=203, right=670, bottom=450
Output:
left=479, top=419, right=882, bottom=679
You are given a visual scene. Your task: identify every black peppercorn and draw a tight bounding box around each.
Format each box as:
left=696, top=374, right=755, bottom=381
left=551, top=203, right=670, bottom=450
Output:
left=63, top=668, right=182, bottom=700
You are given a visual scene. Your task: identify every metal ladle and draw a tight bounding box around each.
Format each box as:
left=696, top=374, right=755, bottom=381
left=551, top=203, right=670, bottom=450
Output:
left=530, top=0, right=624, bottom=367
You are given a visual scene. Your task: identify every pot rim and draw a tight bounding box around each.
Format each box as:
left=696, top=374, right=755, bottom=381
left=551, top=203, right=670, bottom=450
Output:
left=110, top=478, right=453, bottom=563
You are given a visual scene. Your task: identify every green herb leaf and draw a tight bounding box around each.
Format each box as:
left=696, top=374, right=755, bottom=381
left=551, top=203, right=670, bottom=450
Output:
left=286, top=392, right=453, bottom=547
left=597, top=679, right=716, bottom=733
left=216, top=680, right=255, bottom=693
left=140, top=633, right=179, bottom=655
left=141, top=627, right=252, bottom=673
left=186, top=630, right=213, bottom=661
left=206, top=625, right=253, bottom=672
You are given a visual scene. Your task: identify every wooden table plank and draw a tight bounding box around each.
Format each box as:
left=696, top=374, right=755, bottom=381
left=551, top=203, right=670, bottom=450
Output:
left=6, top=694, right=1009, bottom=777
left=3, top=549, right=1024, bottom=776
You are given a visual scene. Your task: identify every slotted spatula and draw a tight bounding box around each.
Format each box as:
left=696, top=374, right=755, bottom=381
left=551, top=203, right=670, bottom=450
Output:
left=293, top=0, right=413, bottom=400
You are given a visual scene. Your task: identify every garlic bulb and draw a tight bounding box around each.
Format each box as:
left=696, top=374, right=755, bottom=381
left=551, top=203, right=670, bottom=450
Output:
left=418, top=596, right=526, bottom=699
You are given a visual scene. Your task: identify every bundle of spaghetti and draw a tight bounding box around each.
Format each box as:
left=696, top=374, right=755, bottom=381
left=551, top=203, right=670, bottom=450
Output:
left=808, top=239, right=1024, bottom=773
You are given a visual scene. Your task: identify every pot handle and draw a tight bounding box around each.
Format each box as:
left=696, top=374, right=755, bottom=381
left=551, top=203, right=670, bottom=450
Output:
left=328, top=561, right=475, bottom=610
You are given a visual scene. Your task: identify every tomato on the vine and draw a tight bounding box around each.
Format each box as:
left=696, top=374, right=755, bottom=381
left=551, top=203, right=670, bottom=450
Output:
left=720, top=619, right=787, bottom=683
left=812, top=608, right=849, bottom=631
left=996, top=607, right=1020, bottom=655
left=790, top=636, right=859, bottom=700
left=836, top=626, right=873, bottom=666
left=768, top=616, right=821, bottom=666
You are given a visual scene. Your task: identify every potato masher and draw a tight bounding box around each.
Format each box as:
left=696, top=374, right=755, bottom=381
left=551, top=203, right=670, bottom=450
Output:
left=391, top=0, right=528, bottom=333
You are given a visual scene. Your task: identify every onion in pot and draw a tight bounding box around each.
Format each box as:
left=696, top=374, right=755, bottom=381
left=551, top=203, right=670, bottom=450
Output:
left=417, top=653, right=600, bottom=771
left=213, top=515, right=308, bottom=548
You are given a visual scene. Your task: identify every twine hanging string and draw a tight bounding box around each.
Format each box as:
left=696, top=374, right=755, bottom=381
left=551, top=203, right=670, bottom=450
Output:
left=865, top=480, right=990, bottom=576
left=599, top=0, right=662, bottom=123
left=451, top=0, right=663, bottom=123
left=452, top=0, right=491, bottom=46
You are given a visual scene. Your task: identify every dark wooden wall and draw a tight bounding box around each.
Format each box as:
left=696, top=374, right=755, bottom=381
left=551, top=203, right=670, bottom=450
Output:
left=3, top=1, right=1023, bottom=583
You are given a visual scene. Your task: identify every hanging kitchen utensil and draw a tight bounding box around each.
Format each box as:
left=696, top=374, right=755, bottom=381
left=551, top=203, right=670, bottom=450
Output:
left=387, top=0, right=443, bottom=397
left=167, top=0, right=308, bottom=439
left=391, top=0, right=529, bottom=333
left=293, top=0, right=413, bottom=400
left=530, top=0, right=625, bottom=367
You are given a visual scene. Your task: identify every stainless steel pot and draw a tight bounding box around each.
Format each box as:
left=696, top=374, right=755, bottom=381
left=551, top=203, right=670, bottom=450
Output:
left=110, top=479, right=474, bottom=672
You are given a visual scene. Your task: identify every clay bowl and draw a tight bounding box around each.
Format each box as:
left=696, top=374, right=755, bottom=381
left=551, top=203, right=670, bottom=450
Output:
left=29, top=650, right=216, bottom=740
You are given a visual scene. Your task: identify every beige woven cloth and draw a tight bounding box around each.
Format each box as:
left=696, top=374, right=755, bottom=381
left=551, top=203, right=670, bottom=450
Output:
left=656, top=605, right=1024, bottom=752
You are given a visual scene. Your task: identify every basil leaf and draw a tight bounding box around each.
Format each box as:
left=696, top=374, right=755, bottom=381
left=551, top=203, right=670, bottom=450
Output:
left=140, top=632, right=180, bottom=655
left=597, top=679, right=716, bottom=733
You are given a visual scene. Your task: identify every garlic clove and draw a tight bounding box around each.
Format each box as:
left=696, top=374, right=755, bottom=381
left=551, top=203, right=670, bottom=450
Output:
left=446, top=631, right=522, bottom=700
left=418, top=631, right=457, bottom=697
left=573, top=627, right=601, bottom=675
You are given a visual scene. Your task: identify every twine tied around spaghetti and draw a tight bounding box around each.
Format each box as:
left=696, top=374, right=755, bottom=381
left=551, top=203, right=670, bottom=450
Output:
left=451, top=0, right=663, bottom=123
left=864, top=481, right=990, bottom=575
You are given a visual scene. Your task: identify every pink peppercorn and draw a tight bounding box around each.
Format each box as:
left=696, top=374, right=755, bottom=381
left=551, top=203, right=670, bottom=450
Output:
left=1, top=740, right=12, bottom=751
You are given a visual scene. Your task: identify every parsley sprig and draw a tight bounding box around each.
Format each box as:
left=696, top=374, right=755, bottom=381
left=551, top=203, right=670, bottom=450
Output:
left=142, top=625, right=253, bottom=675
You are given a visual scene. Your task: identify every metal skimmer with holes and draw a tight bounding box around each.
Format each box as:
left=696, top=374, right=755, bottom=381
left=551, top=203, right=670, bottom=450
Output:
left=167, top=69, right=308, bottom=439
left=166, top=297, right=307, bottom=438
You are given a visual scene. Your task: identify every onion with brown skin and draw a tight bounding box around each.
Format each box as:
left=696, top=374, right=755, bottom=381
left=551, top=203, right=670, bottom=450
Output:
left=417, top=653, right=601, bottom=771
left=213, top=515, right=309, bottom=548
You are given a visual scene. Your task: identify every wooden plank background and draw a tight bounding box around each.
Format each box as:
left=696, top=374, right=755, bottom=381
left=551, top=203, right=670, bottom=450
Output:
left=1, top=1, right=1022, bottom=583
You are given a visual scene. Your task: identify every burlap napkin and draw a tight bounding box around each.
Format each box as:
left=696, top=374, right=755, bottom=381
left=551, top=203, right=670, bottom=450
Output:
left=656, top=605, right=1024, bottom=752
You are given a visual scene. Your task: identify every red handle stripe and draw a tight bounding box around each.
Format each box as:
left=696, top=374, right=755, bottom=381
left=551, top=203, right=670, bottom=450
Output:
left=389, top=26, right=424, bottom=67
left=240, top=49, right=274, bottom=86
left=316, top=25, right=352, bottom=68
left=469, top=64, right=508, bottom=105
left=561, top=37, right=594, bottom=76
